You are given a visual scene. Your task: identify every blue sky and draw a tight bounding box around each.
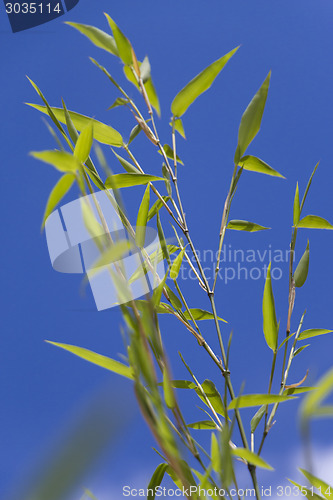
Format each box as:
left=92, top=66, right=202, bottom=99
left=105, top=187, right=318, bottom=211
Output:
left=1, top=0, right=333, bottom=498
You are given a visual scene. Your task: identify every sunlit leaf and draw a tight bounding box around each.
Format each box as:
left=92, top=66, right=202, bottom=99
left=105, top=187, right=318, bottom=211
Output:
left=187, top=420, right=217, bottom=430
left=27, top=104, right=123, bottom=147
left=111, top=150, right=139, bottom=174
left=227, top=220, right=270, bottom=232
left=108, top=97, right=129, bottom=110
left=171, top=47, right=239, bottom=117
left=147, top=464, right=168, bottom=500
left=164, top=285, right=182, bottom=310
left=163, top=367, right=176, bottom=409
left=211, top=434, right=222, bottom=474
left=183, top=308, right=227, bottom=322
left=294, top=240, right=310, bottom=288
left=171, top=118, right=186, bottom=139
left=105, top=14, right=132, bottom=65
left=297, top=215, right=333, bottom=230
left=158, top=144, right=184, bottom=165
left=46, top=341, right=134, bottom=379
left=170, top=380, right=196, bottom=390
left=289, top=479, right=325, bottom=500
left=239, top=155, right=285, bottom=178
left=66, top=21, right=119, bottom=56
left=74, top=122, right=94, bottom=164
left=301, top=368, right=333, bottom=421
left=293, top=182, right=300, bottom=226
left=298, top=329, right=333, bottom=341
left=262, top=262, right=278, bottom=351
left=156, top=213, right=171, bottom=266
left=232, top=448, right=273, bottom=470
left=251, top=405, right=266, bottom=433
left=105, top=173, right=163, bottom=189
left=300, top=162, right=320, bottom=212
left=196, top=380, right=226, bottom=418
left=299, top=470, right=332, bottom=500
left=170, top=249, right=185, bottom=279
left=147, top=196, right=170, bottom=221
left=229, top=394, right=295, bottom=409
left=42, top=173, right=75, bottom=229
left=284, top=387, right=316, bottom=396
left=234, top=71, right=271, bottom=164
left=152, top=271, right=168, bottom=308
left=30, top=150, right=80, bottom=173
left=89, top=241, right=132, bottom=278
left=135, top=184, right=150, bottom=247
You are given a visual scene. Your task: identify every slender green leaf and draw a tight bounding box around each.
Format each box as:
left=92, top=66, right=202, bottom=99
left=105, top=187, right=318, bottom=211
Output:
left=27, top=78, right=66, bottom=136
left=145, top=77, right=161, bottom=117
left=227, top=219, right=270, bottom=232
left=104, top=14, right=132, bottom=65
left=170, top=249, right=185, bottom=279
left=251, top=405, right=266, bottom=433
left=89, top=241, right=132, bottom=278
left=171, top=47, right=239, bottom=117
left=300, top=162, right=320, bottom=212
left=30, top=150, right=80, bottom=173
left=297, top=215, right=333, bottom=230
left=152, top=271, right=168, bottom=307
left=170, top=380, right=196, bottom=390
left=298, top=329, right=333, bottom=341
left=294, top=240, right=310, bottom=288
left=229, top=394, right=295, bottom=409
left=232, top=448, right=273, bottom=470
left=262, top=262, right=278, bottom=351
left=46, top=341, right=134, bottom=379
left=196, top=380, right=226, bottom=418
left=211, top=434, right=221, bottom=474
left=158, top=144, right=184, bottom=165
left=163, top=367, right=176, bottom=409
left=293, top=345, right=310, bottom=357
left=62, top=99, right=79, bottom=144
left=289, top=479, right=326, bottom=500
left=239, top=155, right=285, bottom=178
left=183, top=308, right=227, bottom=322
left=164, top=285, right=182, bottom=310
left=111, top=150, right=139, bottom=174
left=147, top=464, right=168, bottom=499
left=235, top=71, right=271, bottom=164
left=293, top=182, right=300, bottom=226
left=74, top=122, right=94, bottom=164
left=108, top=97, right=129, bottom=110
left=128, top=123, right=142, bottom=145
left=42, top=174, right=75, bottom=229
left=284, top=387, right=316, bottom=396
left=187, top=420, right=217, bottom=430
left=66, top=22, right=119, bottom=56
left=156, top=213, right=171, bottom=266
left=27, top=104, right=123, bottom=147
left=302, top=368, right=333, bottom=420
left=147, top=196, right=170, bottom=221
left=171, top=118, right=186, bottom=139
left=299, top=470, right=332, bottom=500
left=135, top=185, right=150, bottom=247
left=105, top=173, right=163, bottom=189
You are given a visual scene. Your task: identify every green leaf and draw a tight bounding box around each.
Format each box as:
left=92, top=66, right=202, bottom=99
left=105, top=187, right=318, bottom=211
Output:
left=229, top=394, right=295, bottom=409
left=211, top=434, right=221, bottom=474
left=235, top=71, right=271, bottom=164
left=164, top=285, right=182, bottom=310
left=42, top=174, right=75, bottom=229
left=135, top=184, right=150, bottom=247
left=128, top=123, right=142, bottom=145
left=170, top=249, right=185, bottom=279
left=182, top=308, right=227, bottom=322
left=27, top=104, right=123, bottom=147
left=156, top=213, right=171, bottom=266
left=196, top=380, right=226, bottom=417
left=89, top=241, right=132, bottom=277
left=105, top=173, right=163, bottom=189
left=232, top=448, right=273, bottom=470
left=30, top=150, right=80, bottom=173
left=262, top=262, right=278, bottom=351
left=297, top=215, right=333, bottom=230
left=300, top=162, right=320, bottom=212
left=227, top=220, right=270, bottom=232
left=171, top=118, right=186, bottom=139
left=158, top=144, right=184, bottom=165
left=251, top=405, right=266, bottom=433
left=147, top=196, right=170, bottom=221
left=111, top=149, right=139, bottom=174
left=298, top=329, right=333, bottom=341
left=108, top=97, right=129, bottom=110
left=147, top=464, right=168, bottom=499
left=27, top=78, right=66, bottom=136
left=104, top=14, right=133, bottom=65
left=293, top=182, right=301, bottom=226
left=239, top=155, right=285, bottom=178
left=289, top=479, right=326, bottom=500
left=74, top=122, right=94, bottom=164
left=46, top=341, right=134, bottom=379
left=299, top=470, right=332, bottom=500
left=170, top=380, right=196, bottom=390
left=294, top=240, right=310, bottom=288
left=66, top=22, right=119, bottom=56
left=171, top=47, right=239, bottom=117
left=284, top=386, right=316, bottom=396
left=187, top=420, right=217, bottom=430
left=62, top=99, right=79, bottom=144
left=301, top=368, right=333, bottom=420
left=152, top=271, right=168, bottom=308
left=143, top=76, right=161, bottom=117
left=163, top=367, right=176, bottom=409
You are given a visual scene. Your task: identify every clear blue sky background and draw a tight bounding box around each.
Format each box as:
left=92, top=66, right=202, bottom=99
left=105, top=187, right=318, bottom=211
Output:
left=1, top=1, right=333, bottom=498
